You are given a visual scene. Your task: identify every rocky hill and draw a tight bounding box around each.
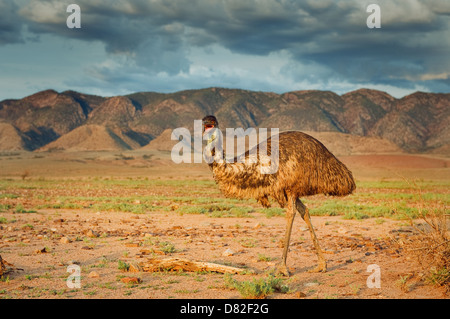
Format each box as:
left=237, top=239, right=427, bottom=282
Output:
left=0, top=88, right=448, bottom=154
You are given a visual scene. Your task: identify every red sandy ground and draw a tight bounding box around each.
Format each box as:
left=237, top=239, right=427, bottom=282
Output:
left=0, top=151, right=448, bottom=299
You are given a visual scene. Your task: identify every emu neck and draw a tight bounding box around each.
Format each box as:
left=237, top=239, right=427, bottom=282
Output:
left=207, top=150, right=225, bottom=170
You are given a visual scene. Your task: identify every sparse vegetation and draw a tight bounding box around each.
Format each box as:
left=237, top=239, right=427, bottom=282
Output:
left=396, top=275, right=411, bottom=293
left=224, top=274, right=289, bottom=299
left=117, top=260, right=130, bottom=272
left=390, top=180, right=449, bottom=293
left=1, top=177, right=446, bottom=222
left=0, top=158, right=448, bottom=299
left=158, top=241, right=176, bottom=254
left=14, top=204, right=36, bottom=214
left=404, top=213, right=449, bottom=292
left=257, top=254, right=273, bottom=262
left=176, top=203, right=253, bottom=218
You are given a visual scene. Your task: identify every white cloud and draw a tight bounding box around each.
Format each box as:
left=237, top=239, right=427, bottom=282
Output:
left=18, top=1, right=67, bottom=24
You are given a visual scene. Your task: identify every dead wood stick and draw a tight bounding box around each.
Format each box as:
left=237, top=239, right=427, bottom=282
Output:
left=137, top=257, right=253, bottom=274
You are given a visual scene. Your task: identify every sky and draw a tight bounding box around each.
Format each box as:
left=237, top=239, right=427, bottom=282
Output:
left=0, top=0, right=449, bottom=101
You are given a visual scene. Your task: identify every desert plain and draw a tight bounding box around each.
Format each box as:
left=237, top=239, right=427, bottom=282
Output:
left=0, top=149, right=449, bottom=299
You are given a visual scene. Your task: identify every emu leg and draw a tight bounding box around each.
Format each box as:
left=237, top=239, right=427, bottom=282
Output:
left=296, top=199, right=327, bottom=273
left=275, top=197, right=295, bottom=276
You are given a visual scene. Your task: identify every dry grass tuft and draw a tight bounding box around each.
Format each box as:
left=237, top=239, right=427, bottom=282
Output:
left=409, top=212, right=449, bottom=292
left=395, top=179, right=449, bottom=294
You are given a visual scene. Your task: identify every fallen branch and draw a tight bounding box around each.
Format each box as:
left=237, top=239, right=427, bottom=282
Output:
left=137, top=257, right=253, bottom=274
left=410, top=239, right=450, bottom=252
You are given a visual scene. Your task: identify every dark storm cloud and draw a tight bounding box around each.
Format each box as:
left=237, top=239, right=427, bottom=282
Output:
left=8, top=0, right=450, bottom=93
left=0, top=1, right=26, bottom=45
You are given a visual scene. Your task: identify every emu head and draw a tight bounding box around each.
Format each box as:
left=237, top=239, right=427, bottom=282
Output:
left=202, top=115, right=222, bottom=164
left=202, top=115, right=218, bottom=135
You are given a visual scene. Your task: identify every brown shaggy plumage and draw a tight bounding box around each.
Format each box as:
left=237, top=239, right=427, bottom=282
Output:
left=209, top=131, right=355, bottom=207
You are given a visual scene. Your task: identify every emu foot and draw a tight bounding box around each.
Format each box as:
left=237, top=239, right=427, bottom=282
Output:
left=308, top=260, right=327, bottom=273
left=272, top=263, right=290, bottom=277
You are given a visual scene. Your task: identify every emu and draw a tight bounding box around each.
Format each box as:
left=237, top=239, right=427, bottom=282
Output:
left=202, top=115, right=356, bottom=276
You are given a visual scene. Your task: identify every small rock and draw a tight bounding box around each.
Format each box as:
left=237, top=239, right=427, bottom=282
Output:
left=35, top=247, right=49, bottom=254
left=88, top=271, right=100, bottom=278
left=60, top=237, right=71, bottom=244
left=85, top=229, right=99, bottom=238
left=338, top=227, right=349, bottom=234
left=139, top=249, right=152, bottom=255
left=120, top=277, right=142, bottom=284
left=222, top=248, right=234, bottom=257
left=295, top=291, right=307, bottom=298
left=125, top=242, right=141, bottom=247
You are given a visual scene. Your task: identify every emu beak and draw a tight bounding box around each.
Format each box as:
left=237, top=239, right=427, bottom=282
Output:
left=203, top=124, right=215, bottom=136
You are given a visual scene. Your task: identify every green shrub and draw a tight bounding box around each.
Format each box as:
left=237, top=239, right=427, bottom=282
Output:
left=224, top=274, right=288, bottom=299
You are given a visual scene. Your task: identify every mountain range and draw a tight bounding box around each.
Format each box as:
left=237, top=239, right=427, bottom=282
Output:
left=0, top=88, right=448, bottom=155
